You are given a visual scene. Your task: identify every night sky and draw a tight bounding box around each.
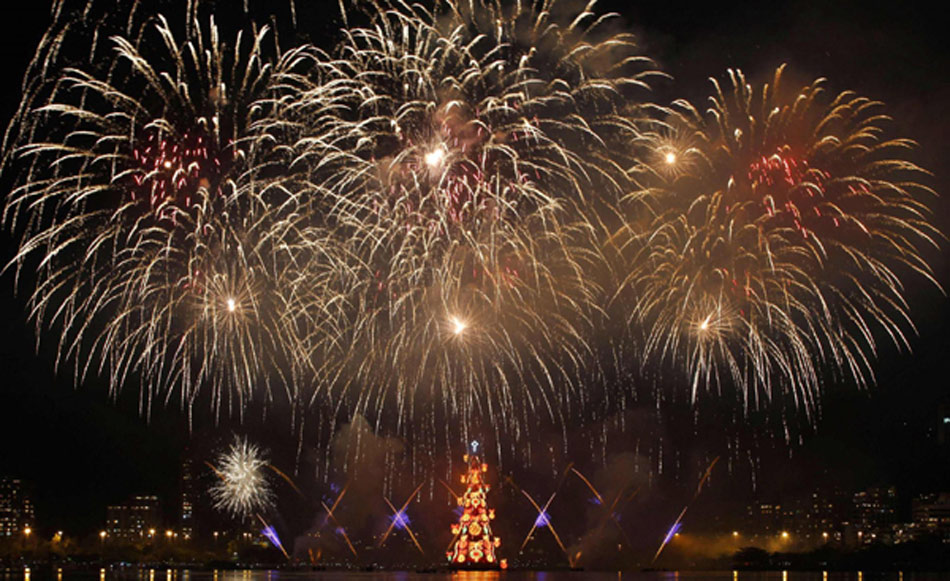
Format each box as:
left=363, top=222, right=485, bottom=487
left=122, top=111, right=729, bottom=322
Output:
left=0, top=0, right=948, bottom=544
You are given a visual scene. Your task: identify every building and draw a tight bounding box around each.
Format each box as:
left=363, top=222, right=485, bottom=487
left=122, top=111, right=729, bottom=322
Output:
left=0, top=478, right=35, bottom=537
left=180, top=457, right=197, bottom=540
left=912, top=493, right=950, bottom=541
left=105, top=495, right=161, bottom=542
left=851, top=486, right=898, bottom=543
left=783, top=490, right=841, bottom=541
left=745, top=500, right=782, bottom=536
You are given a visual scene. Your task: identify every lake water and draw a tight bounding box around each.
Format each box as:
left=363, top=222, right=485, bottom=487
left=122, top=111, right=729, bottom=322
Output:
left=6, top=569, right=950, bottom=581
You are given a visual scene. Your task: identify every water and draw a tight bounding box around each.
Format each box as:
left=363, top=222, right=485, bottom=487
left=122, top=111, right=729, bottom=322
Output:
left=6, top=569, right=950, bottom=581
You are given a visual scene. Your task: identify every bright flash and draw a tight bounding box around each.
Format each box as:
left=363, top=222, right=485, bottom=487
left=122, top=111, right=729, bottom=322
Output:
left=425, top=147, right=445, bottom=168
left=226, top=298, right=236, bottom=312
left=451, top=316, right=467, bottom=335
left=664, top=151, right=677, bottom=165
left=163, top=160, right=173, bottom=169
left=699, top=315, right=711, bottom=331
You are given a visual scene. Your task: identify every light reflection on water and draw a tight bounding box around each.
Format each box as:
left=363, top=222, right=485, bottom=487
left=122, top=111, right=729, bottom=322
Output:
left=3, top=571, right=950, bottom=581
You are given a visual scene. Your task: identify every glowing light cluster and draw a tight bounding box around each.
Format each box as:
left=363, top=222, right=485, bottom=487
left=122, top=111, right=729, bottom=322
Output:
left=744, top=148, right=834, bottom=238
left=447, top=452, right=501, bottom=566
left=130, top=128, right=234, bottom=217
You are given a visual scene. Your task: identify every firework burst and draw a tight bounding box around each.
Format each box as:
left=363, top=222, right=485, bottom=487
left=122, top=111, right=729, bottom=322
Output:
left=209, top=436, right=275, bottom=519
left=2, top=9, right=324, bottom=414
left=619, top=65, right=940, bottom=413
left=287, top=0, right=661, bottom=446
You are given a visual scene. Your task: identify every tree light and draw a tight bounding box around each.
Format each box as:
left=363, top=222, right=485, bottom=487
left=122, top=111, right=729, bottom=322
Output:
left=447, top=450, right=500, bottom=564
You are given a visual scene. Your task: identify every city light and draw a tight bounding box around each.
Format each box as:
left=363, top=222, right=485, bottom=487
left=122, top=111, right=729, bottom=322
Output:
left=23, top=526, right=31, bottom=537
left=781, top=531, right=790, bottom=539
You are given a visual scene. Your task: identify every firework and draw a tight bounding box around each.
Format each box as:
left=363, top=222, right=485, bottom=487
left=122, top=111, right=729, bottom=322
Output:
left=652, top=457, right=719, bottom=563
left=619, top=65, right=939, bottom=413
left=3, top=0, right=941, bottom=469
left=261, top=525, right=289, bottom=559
left=379, top=483, right=425, bottom=553
left=209, top=436, right=276, bottom=519
left=2, top=7, right=328, bottom=414
left=288, top=0, right=660, bottom=447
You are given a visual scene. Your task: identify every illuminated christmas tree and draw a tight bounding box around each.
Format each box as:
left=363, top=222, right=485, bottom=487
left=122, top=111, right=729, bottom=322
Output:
left=447, top=442, right=504, bottom=567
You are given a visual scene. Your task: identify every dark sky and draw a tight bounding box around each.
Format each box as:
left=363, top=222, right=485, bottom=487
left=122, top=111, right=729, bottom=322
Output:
left=0, top=0, right=948, bottom=542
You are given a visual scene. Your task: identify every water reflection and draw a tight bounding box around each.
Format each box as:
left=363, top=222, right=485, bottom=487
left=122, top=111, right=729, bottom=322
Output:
left=454, top=573, right=501, bottom=581
left=7, top=570, right=950, bottom=581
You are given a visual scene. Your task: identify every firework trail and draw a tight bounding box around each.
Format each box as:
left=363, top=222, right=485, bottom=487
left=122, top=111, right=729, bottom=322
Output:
left=517, top=488, right=570, bottom=564
left=569, top=466, right=635, bottom=557
left=314, top=483, right=359, bottom=558
left=379, top=483, right=425, bottom=554
left=504, top=463, right=573, bottom=562
left=619, top=65, right=940, bottom=415
left=260, top=522, right=290, bottom=559
left=652, top=456, right=719, bottom=563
